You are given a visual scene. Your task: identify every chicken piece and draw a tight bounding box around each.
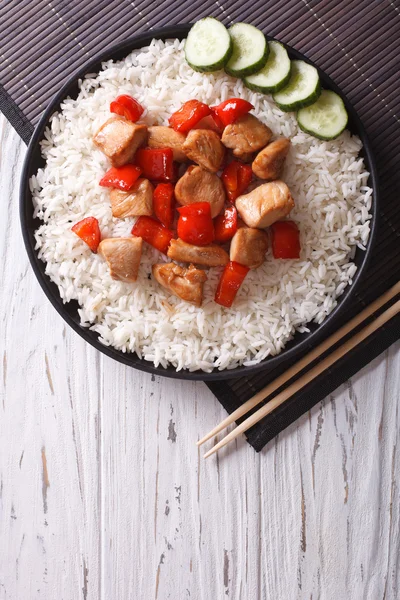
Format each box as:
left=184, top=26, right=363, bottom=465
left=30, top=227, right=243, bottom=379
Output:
left=236, top=181, right=294, bottom=228
left=221, top=114, right=272, bottom=158
left=109, top=179, right=153, bottom=218
left=229, top=227, right=269, bottom=269
left=182, top=129, right=225, bottom=173
left=98, top=237, right=142, bottom=282
left=152, top=263, right=207, bottom=307
left=93, top=117, right=147, bottom=167
left=168, top=238, right=229, bottom=267
left=147, top=126, right=187, bottom=162
left=252, top=138, right=291, bottom=180
left=175, top=166, right=225, bottom=218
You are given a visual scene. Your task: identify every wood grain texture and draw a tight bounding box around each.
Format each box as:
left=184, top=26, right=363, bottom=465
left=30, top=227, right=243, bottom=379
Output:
left=0, top=114, right=399, bottom=600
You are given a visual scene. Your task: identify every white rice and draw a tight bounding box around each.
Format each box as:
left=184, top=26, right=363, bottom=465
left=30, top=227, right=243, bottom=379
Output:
left=31, top=39, right=372, bottom=372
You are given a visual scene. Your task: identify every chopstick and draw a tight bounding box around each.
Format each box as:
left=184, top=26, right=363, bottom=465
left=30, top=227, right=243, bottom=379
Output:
left=200, top=281, right=400, bottom=458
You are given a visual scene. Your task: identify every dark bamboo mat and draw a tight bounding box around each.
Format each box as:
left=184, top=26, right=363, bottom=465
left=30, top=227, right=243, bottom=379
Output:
left=1, top=0, right=399, bottom=450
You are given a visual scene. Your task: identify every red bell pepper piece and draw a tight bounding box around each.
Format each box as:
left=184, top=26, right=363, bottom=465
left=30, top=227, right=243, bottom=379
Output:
left=177, top=202, right=214, bottom=246
left=192, top=114, right=223, bottom=134
left=135, top=148, right=178, bottom=182
left=153, top=183, right=175, bottom=229
left=214, top=206, right=238, bottom=243
left=215, top=261, right=250, bottom=308
left=213, top=98, right=254, bottom=127
left=270, top=221, right=301, bottom=259
left=221, top=161, right=253, bottom=203
left=99, top=164, right=142, bottom=191
left=169, top=100, right=211, bottom=133
left=110, top=94, right=144, bottom=122
left=72, top=217, right=101, bottom=253
left=209, top=106, right=224, bottom=132
left=131, top=216, right=174, bottom=254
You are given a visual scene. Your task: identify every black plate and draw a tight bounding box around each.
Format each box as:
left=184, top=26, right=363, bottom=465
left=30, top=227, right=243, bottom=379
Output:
left=20, top=24, right=379, bottom=381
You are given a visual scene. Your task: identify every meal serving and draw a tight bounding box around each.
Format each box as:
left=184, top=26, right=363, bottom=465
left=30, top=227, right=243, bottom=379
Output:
left=31, top=19, right=372, bottom=372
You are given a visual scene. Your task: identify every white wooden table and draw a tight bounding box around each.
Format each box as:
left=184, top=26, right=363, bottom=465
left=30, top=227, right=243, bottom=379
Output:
left=1, top=114, right=399, bottom=600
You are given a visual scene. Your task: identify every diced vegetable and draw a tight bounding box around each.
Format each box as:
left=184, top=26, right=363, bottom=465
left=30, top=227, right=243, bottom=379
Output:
left=244, top=41, right=291, bottom=93
left=209, top=107, right=224, bottom=132
left=99, top=164, right=142, bottom=191
left=110, top=95, right=144, bottom=122
left=213, top=98, right=254, bottom=127
left=273, top=60, right=321, bottom=112
left=177, top=202, right=214, bottom=246
left=72, top=217, right=101, bottom=253
left=169, top=100, right=211, bottom=133
left=221, top=161, right=253, bottom=202
left=214, top=206, right=238, bottom=243
left=153, top=183, right=175, bottom=229
left=193, top=114, right=223, bottom=134
left=225, top=23, right=269, bottom=77
left=135, top=148, right=177, bottom=182
left=215, top=261, right=249, bottom=307
left=297, top=90, right=348, bottom=140
left=185, top=18, right=233, bottom=72
left=131, top=216, right=174, bottom=254
left=270, top=221, right=300, bottom=259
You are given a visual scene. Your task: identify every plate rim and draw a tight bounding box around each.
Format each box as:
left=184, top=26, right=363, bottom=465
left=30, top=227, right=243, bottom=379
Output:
left=19, top=23, right=379, bottom=381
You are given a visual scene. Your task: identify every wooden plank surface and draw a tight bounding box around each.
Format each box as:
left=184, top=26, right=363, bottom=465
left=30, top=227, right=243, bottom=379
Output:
left=0, top=114, right=399, bottom=600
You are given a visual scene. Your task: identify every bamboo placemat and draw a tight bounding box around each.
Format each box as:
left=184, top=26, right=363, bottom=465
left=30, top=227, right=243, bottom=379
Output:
left=1, top=0, right=399, bottom=450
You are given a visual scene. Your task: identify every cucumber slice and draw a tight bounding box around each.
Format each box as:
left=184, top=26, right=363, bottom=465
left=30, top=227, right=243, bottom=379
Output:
left=273, top=60, right=321, bottom=112
left=297, top=90, right=348, bottom=140
left=244, top=41, right=291, bottom=93
left=185, top=18, right=232, bottom=72
left=225, top=23, right=269, bottom=78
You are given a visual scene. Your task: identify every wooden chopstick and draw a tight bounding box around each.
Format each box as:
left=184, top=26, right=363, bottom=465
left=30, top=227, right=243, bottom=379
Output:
left=198, top=281, right=400, bottom=447
left=201, top=282, right=400, bottom=458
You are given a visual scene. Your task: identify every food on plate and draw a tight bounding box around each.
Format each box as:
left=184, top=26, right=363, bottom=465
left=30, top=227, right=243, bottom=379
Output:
left=177, top=202, right=215, bottom=246
left=99, top=164, right=142, bottom=191
left=182, top=129, right=225, bottom=173
left=168, top=238, right=229, bottom=267
left=98, top=237, right=142, bottom=282
left=236, top=181, right=294, bottom=228
left=184, top=17, right=233, bottom=73
left=175, top=166, right=225, bottom=218
left=215, top=261, right=250, bottom=308
left=225, top=22, right=269, bottom=77
left=252, top=138, right=291, bottom=180
left=110, top=179, right=153, bottom=218
left=71, top=217, right=101, bottom=253
left=152, top=263, right=207, bottom=307
left=244, top=41, right=291, bottom=93
left=131, top=216, right=174, bottom=254
left=272, top=60, right=321, bottom=112
left=93, top=117, right=147, bottom=166
left=270, top=221, right=301, bottom=259
left=169, top=100, right=211, bottom=133
left=147, top=126, right=188, bottom=162
left=33, top=34, right=371, bottom=372
left=221, top=114, right=272, bottom=158
left=135, top=147, right=177, bottom=182
left=214, top=206, right=238, bottom=243
left=184, top=18, right=346, bottom=139
left=110, top=94, right=144, bottom=122
left=297, top=90, right=349, bottom=140
left=221, top=161, right=253, bottom=203
left=213, top=98, right=254, bottom=127
left=153, top=183, right=175, bottom=229
left=229, top=227, right=269, bottom=269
